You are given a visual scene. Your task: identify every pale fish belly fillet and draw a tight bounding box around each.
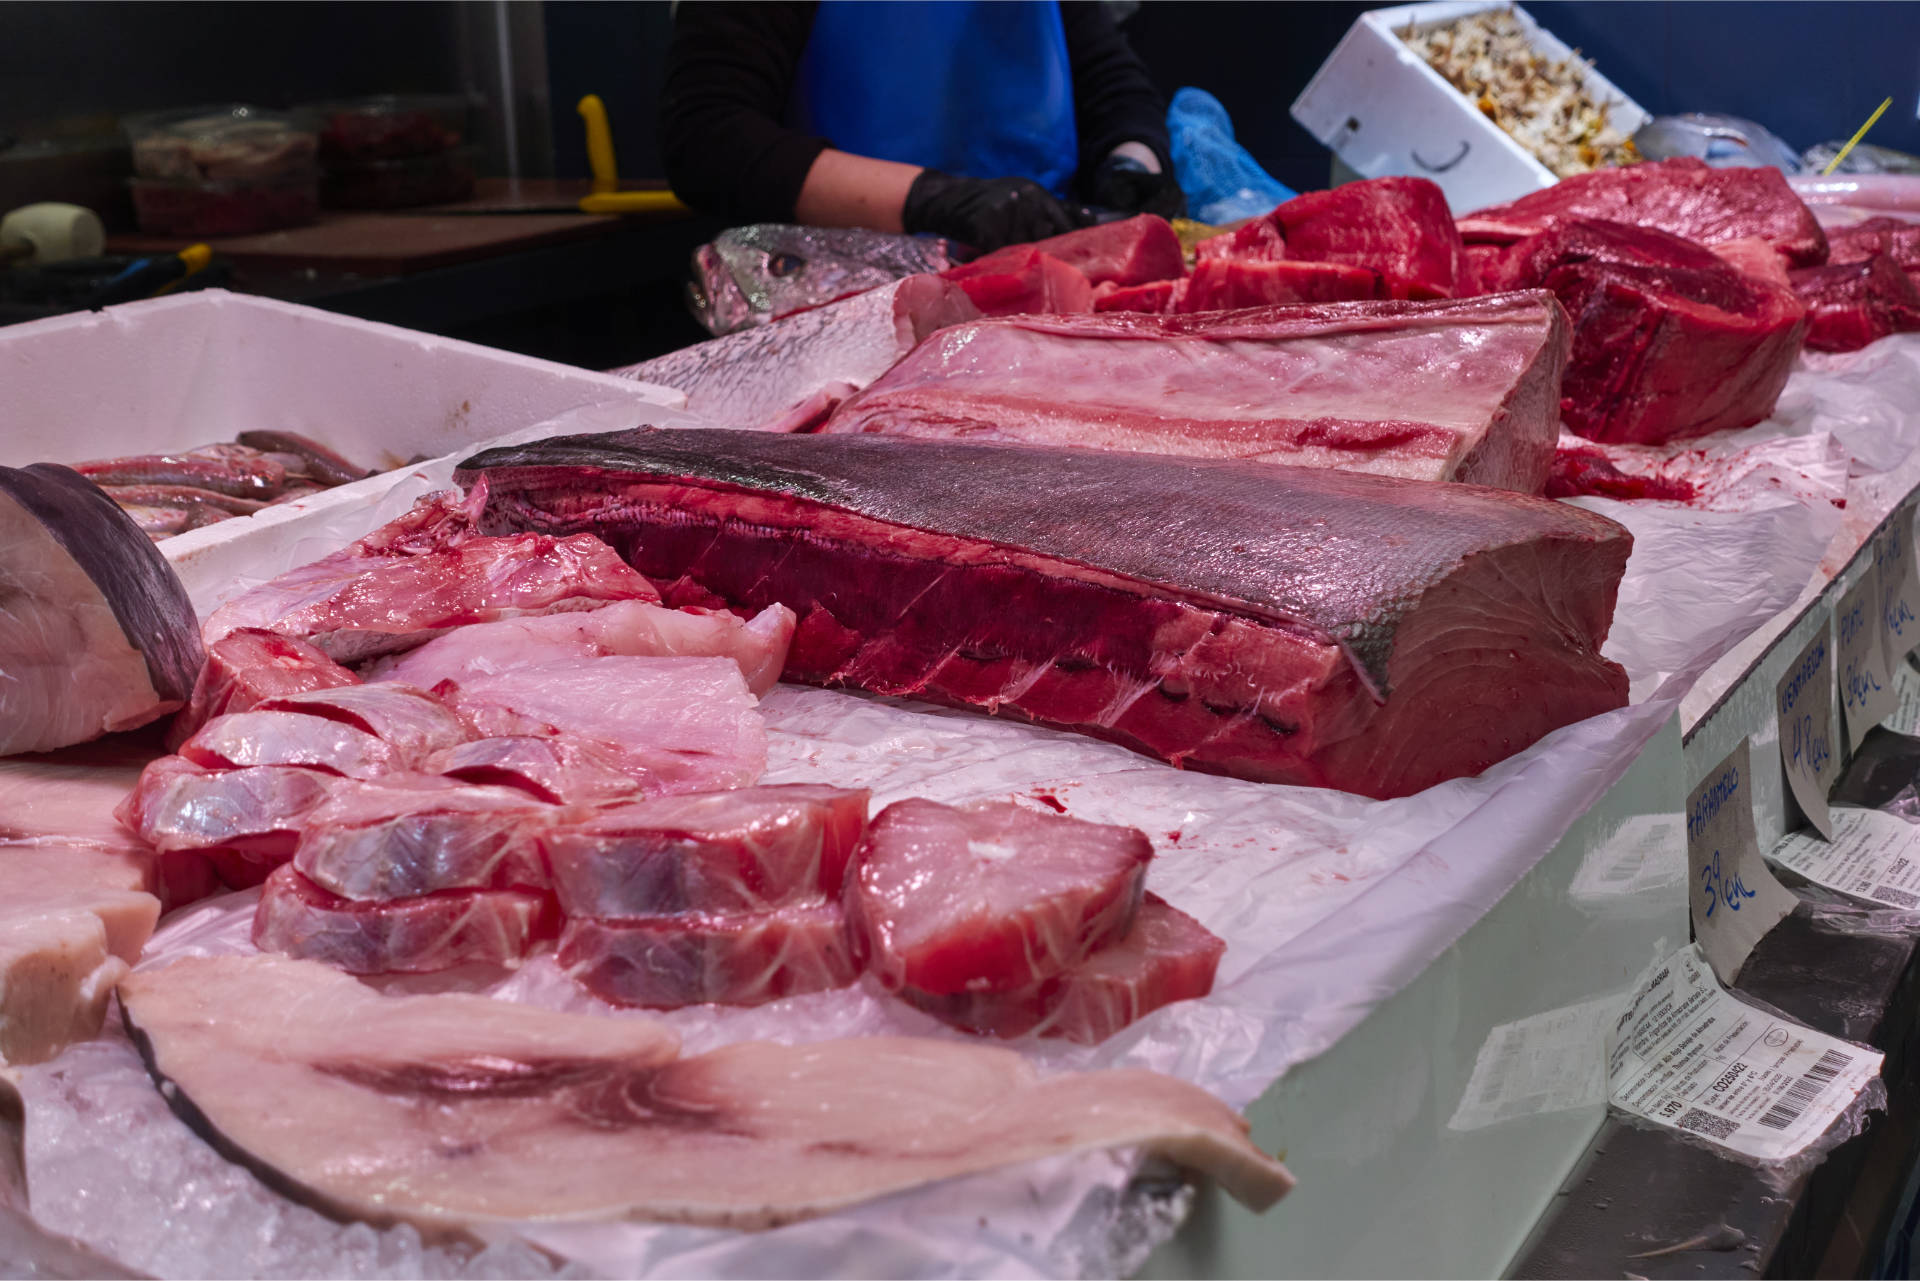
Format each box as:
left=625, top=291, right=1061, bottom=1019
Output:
left=119, top=954, right=1293, bottom=1229
left=820, top=292, right=1571, bottom=494
left=458, top=429, right=1633, bottom=800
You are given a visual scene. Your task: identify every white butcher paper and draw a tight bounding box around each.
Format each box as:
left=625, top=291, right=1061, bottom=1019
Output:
left=1769, top=806, right=1920, bottom=911
left=15, top=346, right=1899, bottom=1277
left=1609, top=944, right=1881, bottom=1163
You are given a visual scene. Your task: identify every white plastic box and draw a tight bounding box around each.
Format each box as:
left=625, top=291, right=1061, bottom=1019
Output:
left=1291, top=1, right=1649, bottom=213
left=0, top=289, right=684, bottom=609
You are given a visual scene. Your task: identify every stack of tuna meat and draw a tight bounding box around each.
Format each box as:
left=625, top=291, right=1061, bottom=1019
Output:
left=1792, top=217, right=1920, bottom=352
left=939, top=214, right=1186, bottom=316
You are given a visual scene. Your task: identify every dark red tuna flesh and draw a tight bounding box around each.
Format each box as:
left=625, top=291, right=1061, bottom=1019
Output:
left=1092, top=278, right=1188, bottom=314
left=900, top=893, right=1224, bottom=1043
left=545, top=785, right=870, bottom=918
left=558, top=899, right=859, bottom=1008
left=962, top=216, right=1185, bottom=288
left=844, top=799, right=1151, bottom=996
left=1265, top=176, right=1467, bottom=298
left=457, top=428, right=1633, bottom=799
left=254, top=864, right=550, bottom=974
left=1181, top=259, right=1383, bottom=310
left=940, top=248, right=1093, bottom=316
left=1826, top=217, right=1920, bottom=276
left=169, top=628, right=359, bottom=748
left=1458, top=157, right=1829, bottom=267
left=1485, top=219, right=1807, bottom=444
left=1792, top=253, right=1920, bottom=352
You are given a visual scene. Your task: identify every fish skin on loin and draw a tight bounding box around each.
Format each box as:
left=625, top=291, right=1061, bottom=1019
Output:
left=457, top=428, right=1633, bottom=799
left=819, top=292, right=1572, bottom=495
left=613, top=273, right=980, bottom=431
left=0, top=464, right=204, bottom=755
left=118, top=954, right=1292, bottom=1229
left=290, top=775, right=555, bottom=899
left=253, top=865, right=552, bottom=974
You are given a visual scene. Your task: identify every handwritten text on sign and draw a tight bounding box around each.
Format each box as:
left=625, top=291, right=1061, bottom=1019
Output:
left=1875, top=504, right=1920, bottom=666
left=1686, top=739, right=1796, bottom=984
left=1777, top=623, right=1835, bottom=839
left=1838, top=564, right=1898, bottom=753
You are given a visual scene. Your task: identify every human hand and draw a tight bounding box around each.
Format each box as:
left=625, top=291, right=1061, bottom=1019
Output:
left=902, top=169, right=1089, bottom=252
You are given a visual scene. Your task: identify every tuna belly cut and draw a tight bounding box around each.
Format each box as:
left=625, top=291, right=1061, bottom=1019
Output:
left=290, top=775, right=555, bottom=899
left=119, top=954, right=1291, bottom=1229
left=558, top=899, right=859, bottom=1008
left=819, top=293, right=1570, bottom=495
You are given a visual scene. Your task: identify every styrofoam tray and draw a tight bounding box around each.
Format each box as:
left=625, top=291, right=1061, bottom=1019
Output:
left=0, top=289, right=684, bottom=593
left=1291, top=1, right=1648, bottom=211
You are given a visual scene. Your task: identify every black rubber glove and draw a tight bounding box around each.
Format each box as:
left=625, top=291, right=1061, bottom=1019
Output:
left=902, top=169, right=1088, bottom=252
left=1085, top=151, right=1187, bottom=220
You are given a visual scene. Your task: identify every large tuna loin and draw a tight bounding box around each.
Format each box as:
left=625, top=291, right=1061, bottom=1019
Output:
left=1483, top=219, right=1807, bottom=445
left=460, top=429, right=1633, bottom=798
left=820, top=293, right=1570, bottom=494
left=0, top=464, right=203, bottom=754
left=120, top=954, right=1292, bottom=1228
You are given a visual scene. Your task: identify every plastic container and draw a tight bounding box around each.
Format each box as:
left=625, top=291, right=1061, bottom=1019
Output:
left=307, top=93, right=472, bottom=165
left=125, top=104, right=317, bottom=183
left=1291, top=1, right=1649, bottom=212
left=320, top=145, right=477, bottom=210
left=128, top=174, right=318, bottom=237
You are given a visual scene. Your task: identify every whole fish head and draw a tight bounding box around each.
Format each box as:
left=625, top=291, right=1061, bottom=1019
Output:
left=689, top=244, right=757, bottom=336
left=690, top=225, right=953, bottom=336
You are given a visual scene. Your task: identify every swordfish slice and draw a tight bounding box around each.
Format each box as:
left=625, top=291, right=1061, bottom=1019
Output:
left=119, top=954, right=1292, bottom=1230
left=458, top=428, right=1632, bottom=799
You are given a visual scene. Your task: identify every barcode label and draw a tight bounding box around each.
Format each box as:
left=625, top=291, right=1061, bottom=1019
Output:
left=1757, top=1049, right=1854, bottom=1130
left=1875, top=884, right=1920, bottom=908
left=1678, top=1108, right=1739, bottom=1140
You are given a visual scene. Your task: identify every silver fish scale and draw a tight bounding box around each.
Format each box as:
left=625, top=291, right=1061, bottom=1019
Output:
left=699, top=225, right=951, bottom=333
left=458, top=429, right=1631, bottom=698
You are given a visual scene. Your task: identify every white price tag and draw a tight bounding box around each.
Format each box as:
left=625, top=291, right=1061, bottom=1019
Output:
left=1447, top=995, right=1617, bottom=1131
left=1777, top=623, right=1837, bottom=838
left=1610, top=945, right=1882, bottom=1162
left=1838, top=564, right=1898, bottom=753
left=1686, top=740, right=1797, bottom=984
left=1875, top=505, right=1920, bottom=665
left=1888, top=655, right=1920, bottom=737
left=1768, top=806, right=1920, bottom=910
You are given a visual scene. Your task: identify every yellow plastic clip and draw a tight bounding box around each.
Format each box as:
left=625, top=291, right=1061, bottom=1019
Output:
left=578, top=94, right=618, bottom=194
left=153, top=243, right=213, bottom=297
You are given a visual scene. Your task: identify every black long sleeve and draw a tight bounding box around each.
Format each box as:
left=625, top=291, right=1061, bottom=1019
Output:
left=1060, top=2, right=1173, bottom=190
left=658, top=2, right=824, bottom=224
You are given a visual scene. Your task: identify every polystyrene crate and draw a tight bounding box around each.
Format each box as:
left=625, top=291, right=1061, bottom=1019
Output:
left=1291, top=1, right=1649, bottom=212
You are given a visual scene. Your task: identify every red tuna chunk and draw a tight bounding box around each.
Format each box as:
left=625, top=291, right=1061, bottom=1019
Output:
left=1269, top=176, right=1465, bottom=298
left=1827, top=217, right=1920, bottom=277
left=546, top=785, right=870, bottom=917
left=1181, top=258, right=1382, bottom=310
left=940, top=248, right=1093, bottom=316
left=558, top=899, right=859, bottom=1008
left=845, top=799, right=1151, bottom=995
left=1093, top=277, right=1188, bottom=314
left=1487, top=218, right=1806, bottom=444
left=168, top=628, right=357, bottom=747
left=254, top=863, right=549, bottom=974
left=1008, top=215, right=1185, bottom=286
left=1792, top=253, right=1920, bottom=352
left=1459, top=157, right=1828, bottom=267
left=901, top=893, right=1224, bottom=1043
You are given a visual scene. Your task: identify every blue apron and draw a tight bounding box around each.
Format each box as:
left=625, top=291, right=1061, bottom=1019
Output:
left=792, top=0, right=1081, bottom=199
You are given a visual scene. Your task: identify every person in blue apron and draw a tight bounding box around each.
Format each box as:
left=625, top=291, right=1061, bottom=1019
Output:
left=660, top=1, right=1182, bottom=251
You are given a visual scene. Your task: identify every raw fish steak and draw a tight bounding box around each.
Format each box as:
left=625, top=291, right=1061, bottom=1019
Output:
left=364, top=599, right=796, bottom=697
left=291, top=775, right=555, bottom=899
left=820, top=293, right=1570, bottom=493
left=0, top=464, right=202, bottom=754
left=846, top=799, right=1150, bottom=995
left=1228, top=175, right=1467, bottom=298
left=459, top=428, right=1633, bottom=798
left=117, top=758, right=334, bottom=859
left=254, top=683, right=471, bottom=760
left=204, top=490, right=660, bottom=663
left=558, top=899, right=859, bottom=1008
left=1458, top=157, right=1829, bottom=267
left=253, top=865, right=550, bottom=974
left=1792, top=253, right=1920, bottom=352
left=426, top=736, right=643, bottom=804
left=1483, top=219, right=1807, bottom=444
left=545, top=785, right=870, bottom=917
left=168, top=628, right=358, bottom=747
left=614, top=274, right=980, bottom=431
left=120, top=954, right=1292, bottom=1228
left=178, top=710, right=402, bottom=779
left=901, top=893, right=1224, bottom=1043
left=437, top=656, right=767, bottom=795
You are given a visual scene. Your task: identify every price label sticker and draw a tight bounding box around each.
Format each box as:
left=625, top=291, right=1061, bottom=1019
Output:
left=1838, top=564, right=1898, bottom=754
left=1777, top=622, right=1837, bottom=839
left=1610, top=945, right=1882, bottom=1162
left=1888, top=654, right=1920, bottom=737
left=1686, top=739, right=1797, bottom=984
left=1875, top=504, right=1920, bottom=665
left=1769, top=806, right=1920, bottom=910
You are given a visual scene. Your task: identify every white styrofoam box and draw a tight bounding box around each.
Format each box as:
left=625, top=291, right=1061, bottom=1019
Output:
left=0, top=289, right=684, bottom=607
left=1291, top=1, right=1649, bottom=213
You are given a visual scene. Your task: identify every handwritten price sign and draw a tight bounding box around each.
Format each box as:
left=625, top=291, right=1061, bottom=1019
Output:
left=1686, top=739, right=1797, bottom=984
left=1837, top=563, right=1897, bottom=754
left=1875, top=504, right=1920, bottom=666
left=1777, top=622, right=1836, bottom=840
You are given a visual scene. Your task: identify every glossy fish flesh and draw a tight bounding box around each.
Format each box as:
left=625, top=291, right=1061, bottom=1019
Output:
left=458, top=428, right=1633, bottom=798
left=120, top=953, right=1292, bottom=1228
left=168, top=628, right=359, bottom=747
left=558, top=898, right=860, bottom=1008
left=253, top=865, right=551, bottom=973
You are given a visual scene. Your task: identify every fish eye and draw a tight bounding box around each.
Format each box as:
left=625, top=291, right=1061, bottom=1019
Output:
left=767, top=253, right=805, bottom=278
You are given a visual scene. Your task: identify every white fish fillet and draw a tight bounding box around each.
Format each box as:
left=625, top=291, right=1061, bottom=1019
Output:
left=120, top=955, right=1292, bottom=1231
